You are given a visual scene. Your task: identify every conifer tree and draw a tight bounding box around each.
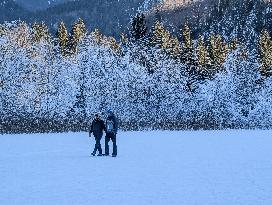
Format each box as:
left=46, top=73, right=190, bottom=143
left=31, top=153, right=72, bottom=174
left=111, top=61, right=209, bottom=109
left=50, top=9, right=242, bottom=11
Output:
left=168, top=36, right=181, bottom=59
left=32, top=22, right=49, bottom=43
left=104, top=36, right=121, bottom=54
left=197, top=36, right=207, bottom=66
left=196, top=36, right=211, bottom=79
left=151, top=21, right=181, bottom=59
left=232, top=46, right=259, bottom=119
left=119, top=32, right=128, bottom=56
left=181, top=22, right=198, bottom=91
left=57, top=21, right=69, bottom=56
left=182, top=22, right=193, bottom=52
left=69, top=19, right=88, bottom=122
left=181, top=22, right=194, bottom=66
left=151, top=21, right=169, bottom=47
left=130, top=13, right=148, bottom=41
left=208, top=34, right=228, bottom=72
left=91, top=28, right=103, bottom=45
left=0, top=25, right=6, bottom=36
left=12, top=22, right=31, bottom=48
left=70, top=18, right=87, bottom=54
left=120, top=32, right=128, bottom=45
left=181, top=23, right=195, bottom=68
left=259, top=29, right=272, bottom=77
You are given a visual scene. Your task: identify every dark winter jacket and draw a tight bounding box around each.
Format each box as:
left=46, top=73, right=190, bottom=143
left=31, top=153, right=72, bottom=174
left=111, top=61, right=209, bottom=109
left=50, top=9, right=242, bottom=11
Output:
left=106, top=114, right=118, bottom=134
left=90, top=119, right=105, bottom=136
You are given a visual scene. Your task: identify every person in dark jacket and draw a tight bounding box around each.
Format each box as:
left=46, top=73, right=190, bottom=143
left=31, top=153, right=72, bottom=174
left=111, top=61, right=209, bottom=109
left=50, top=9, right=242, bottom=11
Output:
left=90, top=113, right=105, bottom=156
left=105, top=109, right=118, bottom=157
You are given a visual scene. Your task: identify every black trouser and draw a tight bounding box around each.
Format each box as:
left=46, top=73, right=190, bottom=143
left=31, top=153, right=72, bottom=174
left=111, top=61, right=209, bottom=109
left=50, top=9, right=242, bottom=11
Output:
left=93, top=133, right=103, bottom=155
left=105, top=132, right=117, bottom=156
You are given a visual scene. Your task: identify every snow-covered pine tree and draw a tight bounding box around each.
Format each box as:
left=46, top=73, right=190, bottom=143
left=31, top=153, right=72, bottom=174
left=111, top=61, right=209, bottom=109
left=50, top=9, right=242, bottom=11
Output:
left=90, top=28, right=103, bottom=45
left=196, top=36, right=211, bottom=80
left=119, top=32, right=128, bottom=55
left=197, top=36, right=207, bottom=66
left=120, top=32, right=128, bottom=45
left=0, top=24, right=5, bottom=36
left=70, top=18, right=87, bottom=54
left=151, top=21, right=168, bottom=48
left=128, top=14, right=158, bottom=74
left=1, top=22, right=32, bottom=116
left=168, top=36, right=182, bottom=60
left=32, top=22, right=50, bottom=43
left=228, top=47, right=260, bottom=127
left=181, top=22, right=193, bottom=57
left=259, top=29, right=272, bottom=78
left=57, top=21, right=69, bottom=56
left=77, top=33, right=127, bottom=125
left=151, top=21, right=181, bottom=59
left=72, top=30, right=87, bottom=125
left=208, top=34, right=228, bottom=74
left=102, top=36, right=121, bottom=54
left=130, top=13, right=148, bottom=41
left=181, top=22, right=198, bottom=92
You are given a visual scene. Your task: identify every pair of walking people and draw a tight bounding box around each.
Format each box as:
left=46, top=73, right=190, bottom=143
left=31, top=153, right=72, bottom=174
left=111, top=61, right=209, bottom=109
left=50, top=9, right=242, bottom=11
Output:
left=89, top=109, right=118, bottom=157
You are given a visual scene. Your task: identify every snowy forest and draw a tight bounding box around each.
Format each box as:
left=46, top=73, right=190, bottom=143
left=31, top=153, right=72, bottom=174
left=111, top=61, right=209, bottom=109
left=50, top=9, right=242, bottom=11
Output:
left=1, top=0, right=272, bottom=133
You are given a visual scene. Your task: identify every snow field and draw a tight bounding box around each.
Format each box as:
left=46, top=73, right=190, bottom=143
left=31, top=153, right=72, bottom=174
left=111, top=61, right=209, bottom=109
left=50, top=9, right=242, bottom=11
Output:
left=0, top=130, right=272, bottom=205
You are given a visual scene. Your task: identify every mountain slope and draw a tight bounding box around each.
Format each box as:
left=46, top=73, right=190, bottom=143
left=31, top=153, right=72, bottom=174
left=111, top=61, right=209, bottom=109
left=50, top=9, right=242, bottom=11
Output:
left=1, top=0, right=270, bottom=40
left=0, top=0, right=151, bottom=36
left=29, top=0, right=148, bottom=36
left=0, top=0, right=28, bottom=22
left=0, top=0, right=214, bottom=37
left=14, top=0, right=73, bottom=11
left=146, top=0, right=214, bottom=32
left=145, top=0, right=272, bottom=41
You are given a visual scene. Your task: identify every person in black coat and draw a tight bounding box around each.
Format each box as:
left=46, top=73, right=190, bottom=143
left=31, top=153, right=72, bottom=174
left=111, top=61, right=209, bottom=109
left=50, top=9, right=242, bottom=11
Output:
left=105, top=109, right=118, bottom=157
left=90, top=113, right=105, bottom=156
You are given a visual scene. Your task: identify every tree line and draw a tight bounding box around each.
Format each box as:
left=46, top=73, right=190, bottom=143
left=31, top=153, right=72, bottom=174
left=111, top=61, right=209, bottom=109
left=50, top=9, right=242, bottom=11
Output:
left=1, top=8, right=272, bottom=133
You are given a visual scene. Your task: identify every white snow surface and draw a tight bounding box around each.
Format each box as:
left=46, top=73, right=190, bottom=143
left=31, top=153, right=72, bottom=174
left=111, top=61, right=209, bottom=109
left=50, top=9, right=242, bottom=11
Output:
left=1, top=130, right=272, bottom=205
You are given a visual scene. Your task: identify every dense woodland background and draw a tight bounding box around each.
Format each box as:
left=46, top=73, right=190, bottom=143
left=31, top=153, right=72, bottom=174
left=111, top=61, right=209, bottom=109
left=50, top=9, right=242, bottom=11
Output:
left=1, top=0, right=272, bottom=133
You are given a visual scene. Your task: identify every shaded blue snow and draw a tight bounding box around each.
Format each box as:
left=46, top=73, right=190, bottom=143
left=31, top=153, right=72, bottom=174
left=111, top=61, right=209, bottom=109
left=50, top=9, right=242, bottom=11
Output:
left=0, top=130, right=272, bottom=205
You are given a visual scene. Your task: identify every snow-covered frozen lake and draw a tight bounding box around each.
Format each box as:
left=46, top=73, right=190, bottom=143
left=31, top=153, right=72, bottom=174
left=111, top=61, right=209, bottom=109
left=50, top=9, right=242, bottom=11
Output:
left=1, top=130, right=272, bottom=205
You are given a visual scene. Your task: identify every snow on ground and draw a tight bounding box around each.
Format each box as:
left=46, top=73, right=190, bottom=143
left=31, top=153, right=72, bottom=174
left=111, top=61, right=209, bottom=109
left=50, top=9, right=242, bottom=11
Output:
left=1, top=130, right=272, bottom=205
